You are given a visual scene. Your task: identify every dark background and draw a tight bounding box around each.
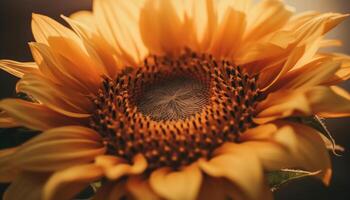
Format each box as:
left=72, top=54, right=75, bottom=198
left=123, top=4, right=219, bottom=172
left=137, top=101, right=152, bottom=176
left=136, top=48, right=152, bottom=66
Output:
left=0, top=0, right=349, bottom=199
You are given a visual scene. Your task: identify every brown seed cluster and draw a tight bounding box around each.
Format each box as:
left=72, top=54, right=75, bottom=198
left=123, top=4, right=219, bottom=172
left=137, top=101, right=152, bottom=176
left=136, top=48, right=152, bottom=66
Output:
left=90, top=49, right=260, bottom=170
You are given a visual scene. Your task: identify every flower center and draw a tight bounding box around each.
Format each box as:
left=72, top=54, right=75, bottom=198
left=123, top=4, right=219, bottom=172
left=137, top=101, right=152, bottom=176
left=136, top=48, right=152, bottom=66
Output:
left=90, top=49, right=260, bottom=170
left=136, top=77, right=209, bottom=121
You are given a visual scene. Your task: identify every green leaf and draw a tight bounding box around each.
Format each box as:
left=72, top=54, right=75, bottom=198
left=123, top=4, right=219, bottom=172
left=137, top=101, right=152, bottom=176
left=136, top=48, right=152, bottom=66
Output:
left=267, top=169, right=320, bottom=192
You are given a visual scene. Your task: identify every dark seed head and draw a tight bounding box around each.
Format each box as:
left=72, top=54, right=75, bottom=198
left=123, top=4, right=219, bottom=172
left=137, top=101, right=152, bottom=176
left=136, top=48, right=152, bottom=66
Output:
left=90, top=49, right=260, bottom=170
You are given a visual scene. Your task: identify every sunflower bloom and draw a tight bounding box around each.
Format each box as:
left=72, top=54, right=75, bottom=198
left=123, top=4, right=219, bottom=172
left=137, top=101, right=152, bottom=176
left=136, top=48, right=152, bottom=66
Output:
left=1, top=0, right=350, bottom=199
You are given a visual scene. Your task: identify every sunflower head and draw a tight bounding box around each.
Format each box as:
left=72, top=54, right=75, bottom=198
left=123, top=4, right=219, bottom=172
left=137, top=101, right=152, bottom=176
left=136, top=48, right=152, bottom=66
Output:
left=90, top=48, right=261, bottom=170
left=0, top=0, right=349, bottom=200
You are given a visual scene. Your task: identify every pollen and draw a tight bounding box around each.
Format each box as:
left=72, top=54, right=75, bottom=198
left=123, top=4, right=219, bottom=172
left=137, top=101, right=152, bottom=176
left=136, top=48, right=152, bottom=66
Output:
left=90, top=49, right=261, bottom=170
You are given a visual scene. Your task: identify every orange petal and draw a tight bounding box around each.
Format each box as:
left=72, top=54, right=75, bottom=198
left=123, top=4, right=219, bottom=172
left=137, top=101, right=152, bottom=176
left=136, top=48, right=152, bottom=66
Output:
left=0, top=99, right=85, bottom=130
left=270, top=57, right=339, bottom=91
left=245, top=0, right=294, bottom=42
left=0, top=111, right=19, bottom=128
left=255, top=86, right=350, bottom=123
left=70, top=11, right=97, bottom=31
left=3, top=172, right=48, bottom=200
left=93, top=0, right=147, bottom=65
left=240, top=122, right=332, bottom=185
left=197, top=176, right=247, bottom=200
left=13, top=126, right=105, bottom=171
left=321, top=53, right=350, bottom=85
left=29, top=42, right=92, bottom=94
left=62, top=15, right=120, bottom=78
left=209, top=7, right=246, bottom=57
left=254, top=89, right=311, bottom=124
left=140, top=0, right=187, bottom=54
left=187, top=0, right=217, bottom=51
left=31, top=14, right=104, bottom=92
left=199, top=144, right=272, bottom=200
left=0, top=148, right=19, bottom=182
left=126, top=176, right=161, bottom=200
left=150, top=163, right=202, bottom=200
left=43, top=164, right=104, bottom=200
left=16, top=73, right=93, bottom=118
left=0, top=60, right=38, bottom=78
left=96, top=154, right=147, bottom=180
left=306, top=86, right=350, bottom=118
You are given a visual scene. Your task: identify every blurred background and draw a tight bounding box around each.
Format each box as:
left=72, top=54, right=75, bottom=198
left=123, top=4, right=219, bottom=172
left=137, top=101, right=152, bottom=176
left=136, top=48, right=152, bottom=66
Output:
left=0, top=0, right=349, bottom=199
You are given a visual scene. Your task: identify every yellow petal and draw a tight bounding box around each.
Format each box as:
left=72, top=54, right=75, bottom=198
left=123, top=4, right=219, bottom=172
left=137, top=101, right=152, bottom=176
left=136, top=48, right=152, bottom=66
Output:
left=43, top=164, right=104, bottom=200
left=0, top=60, right=38, bottom=78
left=240, top=122, right=332, bottom=185
left=279, top=122, right=332, bottom=184
left=240, top=123, right=278, bottom=141
left=62, top=15, right=120, bottom=78
left=0, top=99, right=85, bottom=130
left=241, top=126, right=300, bottom=171
left=3, top=172, right=48, bottom=200
left=209, top=7, right=246, bottom=57
left=31, top=14, right=104, bottom=92
left=70, top=11, right=97, bottom=31
left=140, top=0, right=186, bottom=55
left=245, top=0, right=294, bottom=42
left=307, top=86, right=350, bottom=118
left=150, top=163, right=202, bottom=200
left=0, top=148, right=19, bottom=182
left=271, top=59, right=340, bottom=91
left=93, top=0, right=147, bottom=65
left=96, top=154, right=147, bottom=180
left=32, top=13, right=78, bottom=45
left=197, top=176, right=247, bottom=200
left=321, top=53, right=350, bottom=85
left=255, top=86, right=350, bottom=123
left=199, top=144, right=272, bottom=200
left=257, top=44, right=306, bottom=90
left=13, top=126, right=105, bottom=171
left=47, top=37, right=103, bottom=91
left=186, top=0, right=217, bottom=51
left=0, top=111, right=19, bottom=128
left=254, top=89, right=311, bottom=124
left=126, top=176, right=161, bottom=200
left=16, top=73, right=93, bottom=118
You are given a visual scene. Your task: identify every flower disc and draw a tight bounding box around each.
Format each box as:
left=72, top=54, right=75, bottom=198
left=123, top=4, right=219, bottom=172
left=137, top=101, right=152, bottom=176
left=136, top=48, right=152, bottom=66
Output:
left=91, top=49, right=261, bottom=170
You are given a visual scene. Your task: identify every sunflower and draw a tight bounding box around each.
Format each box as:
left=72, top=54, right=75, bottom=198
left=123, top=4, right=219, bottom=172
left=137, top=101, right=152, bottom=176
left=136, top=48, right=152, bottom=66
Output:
left=0, top=0, right=350, bottom=199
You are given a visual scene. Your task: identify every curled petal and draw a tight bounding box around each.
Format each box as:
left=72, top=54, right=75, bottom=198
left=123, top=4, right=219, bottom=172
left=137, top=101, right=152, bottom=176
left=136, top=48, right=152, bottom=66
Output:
left=255, top=86, right=350, bottom=124
left=96, top=154, right=147, bottom=180
left=199, top=145, right=272, bottom=200
left=150, top=163, right=202, bottom=200
left=241, top=122, right=331, bottom=185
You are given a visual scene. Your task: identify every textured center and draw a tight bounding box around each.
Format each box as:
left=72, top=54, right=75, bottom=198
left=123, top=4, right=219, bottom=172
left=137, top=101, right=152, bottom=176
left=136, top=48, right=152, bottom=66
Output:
left=90, top=49, right=260, bottom=170
left=137, top=77, right=209, bottom=121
